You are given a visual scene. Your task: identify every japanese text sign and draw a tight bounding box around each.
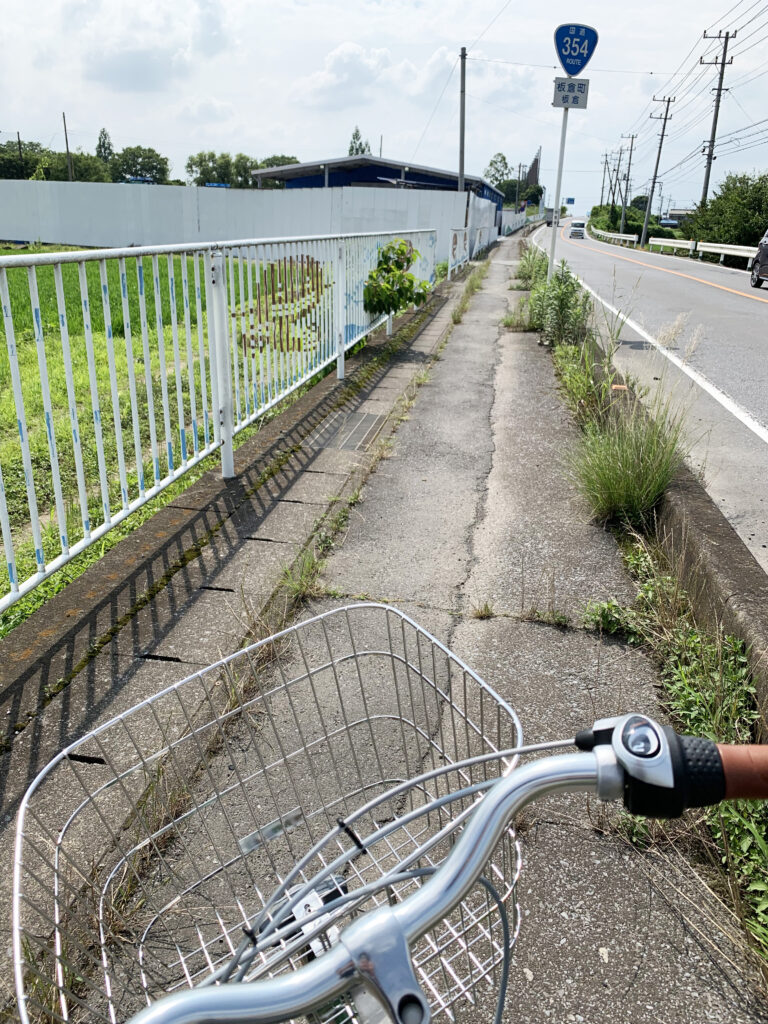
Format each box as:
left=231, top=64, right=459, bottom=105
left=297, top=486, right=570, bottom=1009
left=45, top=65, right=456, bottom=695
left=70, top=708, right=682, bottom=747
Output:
left=552, top=77, right=590, bottom=109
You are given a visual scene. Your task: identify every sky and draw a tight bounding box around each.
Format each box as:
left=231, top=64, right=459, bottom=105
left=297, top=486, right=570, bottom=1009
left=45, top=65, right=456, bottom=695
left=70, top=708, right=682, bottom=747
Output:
left=1, top=0, right=766, bottom=217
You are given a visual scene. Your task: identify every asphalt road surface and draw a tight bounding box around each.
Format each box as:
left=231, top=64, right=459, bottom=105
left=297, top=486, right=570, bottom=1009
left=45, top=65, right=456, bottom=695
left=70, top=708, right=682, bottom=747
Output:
left=532, top=222, right=768, bottom=573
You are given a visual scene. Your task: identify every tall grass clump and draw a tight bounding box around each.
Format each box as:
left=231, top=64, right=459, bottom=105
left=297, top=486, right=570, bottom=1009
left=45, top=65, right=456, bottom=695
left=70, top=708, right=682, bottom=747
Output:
left=567, top=394, right=685, bottom=529
left=517, top=245, right=548, bottom=289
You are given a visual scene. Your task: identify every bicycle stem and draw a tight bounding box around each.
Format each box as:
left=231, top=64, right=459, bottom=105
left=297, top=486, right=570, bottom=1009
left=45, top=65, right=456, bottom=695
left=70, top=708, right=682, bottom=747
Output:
left=127, top=749, right=622, bottom=1024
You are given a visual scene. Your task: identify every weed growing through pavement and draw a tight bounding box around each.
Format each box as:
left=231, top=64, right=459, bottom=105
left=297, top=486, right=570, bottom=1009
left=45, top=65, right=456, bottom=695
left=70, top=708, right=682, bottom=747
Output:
left=452, top=262, right=490, bottom=324
left=522, top=606, right=571, bottom=628
left=470, top=600, right=495, bottom=620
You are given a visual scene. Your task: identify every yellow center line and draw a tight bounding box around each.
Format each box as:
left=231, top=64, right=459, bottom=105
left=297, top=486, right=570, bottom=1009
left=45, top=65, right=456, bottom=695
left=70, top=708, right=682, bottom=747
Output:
left=556, top=226, right=768, bottom=305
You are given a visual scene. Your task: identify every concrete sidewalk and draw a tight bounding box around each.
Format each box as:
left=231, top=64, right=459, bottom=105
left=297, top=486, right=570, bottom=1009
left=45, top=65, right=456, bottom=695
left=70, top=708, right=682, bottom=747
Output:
left=4, top=236, right=768, bottom=1021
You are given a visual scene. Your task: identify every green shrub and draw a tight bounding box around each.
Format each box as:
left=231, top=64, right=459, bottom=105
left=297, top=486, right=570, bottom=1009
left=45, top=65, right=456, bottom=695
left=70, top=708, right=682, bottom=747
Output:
left=363, top=239, right=430, bottom=317
left=527, top=261, right=592, bottom=346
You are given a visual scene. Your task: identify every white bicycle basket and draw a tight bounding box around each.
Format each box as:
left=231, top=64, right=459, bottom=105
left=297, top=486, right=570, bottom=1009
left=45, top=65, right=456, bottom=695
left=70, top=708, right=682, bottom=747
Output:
left=14, top=604, right=523, bottom=1024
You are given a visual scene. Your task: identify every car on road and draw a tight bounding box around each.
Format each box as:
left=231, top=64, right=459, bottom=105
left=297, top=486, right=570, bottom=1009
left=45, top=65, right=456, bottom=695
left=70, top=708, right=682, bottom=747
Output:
left=750, top=229, right=768, bottom=288
left=569, top=220, right=586, bottom=239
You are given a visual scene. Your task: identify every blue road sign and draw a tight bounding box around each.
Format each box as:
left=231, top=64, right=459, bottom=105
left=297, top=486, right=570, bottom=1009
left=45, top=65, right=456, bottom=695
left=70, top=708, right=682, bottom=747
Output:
left=566, top=198, right=575, bottom=204
left=554, top=24, right=598, bottom=77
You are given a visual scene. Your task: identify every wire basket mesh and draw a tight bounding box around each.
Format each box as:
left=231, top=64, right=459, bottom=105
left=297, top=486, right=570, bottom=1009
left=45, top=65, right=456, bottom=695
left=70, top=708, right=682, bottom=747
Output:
left=14, top=604, right=523, bottom=1024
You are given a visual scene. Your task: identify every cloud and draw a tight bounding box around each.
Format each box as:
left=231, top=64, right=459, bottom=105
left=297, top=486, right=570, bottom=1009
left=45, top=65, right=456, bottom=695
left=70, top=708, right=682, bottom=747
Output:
left=85, top=45, right=191, bottom=93
left=80, top=0, right=230, bottom=94
left=291, top=42, right=396, bottom=109
left=193, top=0, right=229, bottom=58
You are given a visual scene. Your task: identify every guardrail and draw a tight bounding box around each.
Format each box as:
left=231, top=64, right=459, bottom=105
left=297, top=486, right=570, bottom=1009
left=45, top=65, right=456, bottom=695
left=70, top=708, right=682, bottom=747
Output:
left=696, top=241, right=755, bottom=267
left=648, top=238, right=755, bottom=267
left=648, top=237, right=696, bottom=254
left=588, top=225, right=638, bottom=247
left=0, top=229, right=436, bottom=614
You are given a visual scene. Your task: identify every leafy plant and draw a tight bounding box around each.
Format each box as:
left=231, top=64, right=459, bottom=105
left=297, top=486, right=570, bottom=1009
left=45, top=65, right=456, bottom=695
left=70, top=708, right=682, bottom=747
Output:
left=529, top=261, right=592, bottom=346
left=363, top=239, right=430, bottom=318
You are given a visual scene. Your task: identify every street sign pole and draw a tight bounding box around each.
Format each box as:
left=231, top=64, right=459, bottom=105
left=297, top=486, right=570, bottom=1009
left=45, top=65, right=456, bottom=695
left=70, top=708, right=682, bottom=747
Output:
left=548, top=105, right=569, bottom=282
left=547, top=24, right=598, bottom=281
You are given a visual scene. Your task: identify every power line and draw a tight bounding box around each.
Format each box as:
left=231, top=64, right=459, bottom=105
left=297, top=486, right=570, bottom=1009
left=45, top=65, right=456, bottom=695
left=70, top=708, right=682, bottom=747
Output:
left=469, top=0, right=514, bottom=50
left=466, top=55, right=675, bottom=75
left=411, top=57, right=459, bottom=160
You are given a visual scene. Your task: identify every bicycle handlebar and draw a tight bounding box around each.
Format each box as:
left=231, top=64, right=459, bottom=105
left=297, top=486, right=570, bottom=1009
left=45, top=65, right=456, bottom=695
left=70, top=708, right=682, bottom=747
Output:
left=127, top=715, right=767, bottom=1024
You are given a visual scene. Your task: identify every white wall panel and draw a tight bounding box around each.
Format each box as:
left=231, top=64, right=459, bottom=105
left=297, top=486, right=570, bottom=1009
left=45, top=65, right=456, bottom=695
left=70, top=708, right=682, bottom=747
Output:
left=0, top=180, right=498, bottom=262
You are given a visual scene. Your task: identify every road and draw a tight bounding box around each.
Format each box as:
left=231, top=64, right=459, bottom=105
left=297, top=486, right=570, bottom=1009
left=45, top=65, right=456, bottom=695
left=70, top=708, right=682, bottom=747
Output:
left=532, top=222, right=768, bottom=574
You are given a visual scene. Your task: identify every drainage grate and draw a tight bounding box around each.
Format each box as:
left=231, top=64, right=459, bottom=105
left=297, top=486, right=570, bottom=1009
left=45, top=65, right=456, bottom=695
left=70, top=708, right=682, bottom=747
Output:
left=303, top=411, right=386, bottom=451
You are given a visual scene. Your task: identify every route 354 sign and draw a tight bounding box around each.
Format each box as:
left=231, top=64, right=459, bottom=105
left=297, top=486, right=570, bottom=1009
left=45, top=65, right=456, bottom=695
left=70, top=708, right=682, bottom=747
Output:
left=554, top=24, right=598, bottom=76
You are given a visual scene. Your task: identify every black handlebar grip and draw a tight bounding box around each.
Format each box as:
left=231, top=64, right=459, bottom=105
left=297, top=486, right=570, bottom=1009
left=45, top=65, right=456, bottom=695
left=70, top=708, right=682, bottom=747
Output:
left=624, top=729, right=725, bottom=818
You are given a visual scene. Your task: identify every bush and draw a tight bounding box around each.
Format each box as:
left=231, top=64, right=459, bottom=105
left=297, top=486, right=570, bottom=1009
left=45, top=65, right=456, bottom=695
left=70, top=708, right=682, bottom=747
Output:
left=363, top=239, right=430, bottom=317
left=528, top=262, right=592, bottom=346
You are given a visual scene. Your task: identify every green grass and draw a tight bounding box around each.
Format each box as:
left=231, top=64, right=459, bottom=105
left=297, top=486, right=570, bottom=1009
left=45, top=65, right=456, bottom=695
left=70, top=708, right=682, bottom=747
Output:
left=585, top=537, right=768, bottom=961
left=566, top=395, right=685, bottom=530
left=517, top=245, right=548, bottom=289
left=451, top=263, right=490, bottom=324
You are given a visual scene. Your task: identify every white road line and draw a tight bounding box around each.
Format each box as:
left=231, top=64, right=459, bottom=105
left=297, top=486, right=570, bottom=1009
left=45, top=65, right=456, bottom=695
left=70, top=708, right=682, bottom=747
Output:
left=530, top=226, right=768, bottom=447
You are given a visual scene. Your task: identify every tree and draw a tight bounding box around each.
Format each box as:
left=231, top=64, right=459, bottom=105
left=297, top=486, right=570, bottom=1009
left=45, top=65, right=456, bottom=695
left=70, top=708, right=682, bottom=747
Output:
left=111, top=146, right=169, bottom=184
left=185, top=151, right=233, bottom=186
left=257, top=154, right=300, bottom=189
left=0, top=139, right=49, bottom=180
left=96, top=128, right=114, bottom=164
left=348, top=127, right=371, bottom=156
left=232, top=153, right=259, bottom=188
left=630, top=194, right=649, bottom=212
left=47, top=151, right=110, bottom=182
left=690, top=173, right=768, bottom=246
left=260, top=154, right=300, bottom=168
left=522, top=183, right=544, bottom=204
left=484, top=153, right=512, bottom=187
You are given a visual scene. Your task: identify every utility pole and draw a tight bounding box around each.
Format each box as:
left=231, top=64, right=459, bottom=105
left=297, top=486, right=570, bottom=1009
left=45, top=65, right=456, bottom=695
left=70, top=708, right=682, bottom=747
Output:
left=608, top=148, right=623, bottom=206
left=619, top=133, right=636, bottom=234
left=700, top=30, right=734, bottom=206
left=657, top=183, right=664, bottom=218
left=62, top=111, right=74, bottom=181
left=600, top=153, right=608, bottom=206
left=458, top=46, right=466, bottom=193
left=640, top=96, right=674, bottom=247
left=16, top=132, right=23, bottom=167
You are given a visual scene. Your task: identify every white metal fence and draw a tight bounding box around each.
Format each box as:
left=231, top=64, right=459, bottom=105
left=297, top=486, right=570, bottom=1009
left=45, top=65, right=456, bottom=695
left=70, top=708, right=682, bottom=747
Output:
left=0, top=229, right=436, bottom=614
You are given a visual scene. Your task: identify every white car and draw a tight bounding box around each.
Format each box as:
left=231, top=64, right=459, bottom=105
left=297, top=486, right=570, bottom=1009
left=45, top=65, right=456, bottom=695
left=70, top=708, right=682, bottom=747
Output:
left=569, top=220, right=586, bottom=239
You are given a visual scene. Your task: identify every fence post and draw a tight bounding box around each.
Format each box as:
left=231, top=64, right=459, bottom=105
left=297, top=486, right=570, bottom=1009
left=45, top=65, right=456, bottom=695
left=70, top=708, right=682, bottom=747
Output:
left=386, top=313, right=393, bottom=336
left=335, top=241, right=346, bottom=380
left=210, top=250, right=234, bottom=478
